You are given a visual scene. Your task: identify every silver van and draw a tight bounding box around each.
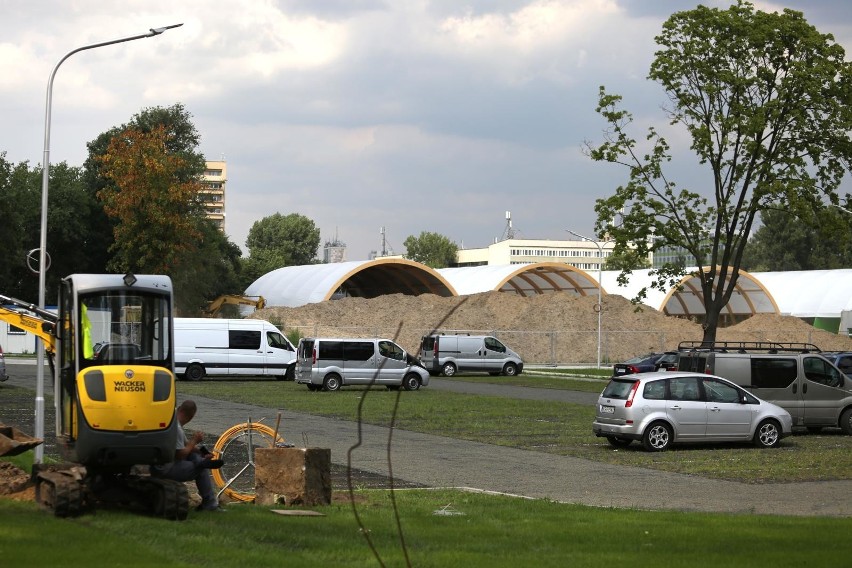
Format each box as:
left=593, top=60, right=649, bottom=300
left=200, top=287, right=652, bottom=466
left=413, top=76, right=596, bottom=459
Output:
left=677, top=341, right=852, bottom=434
left=419, top=334, right=523, bottom=377
left=295, top=337, right=429, bottom=392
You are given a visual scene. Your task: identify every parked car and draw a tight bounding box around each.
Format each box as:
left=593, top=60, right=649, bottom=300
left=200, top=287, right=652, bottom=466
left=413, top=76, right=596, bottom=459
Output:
left=0, top=344, right=8, bottom=382
left=592, top=371, right=793, bottom=451
left=821, top=352, right=852, bottom=379
left=296, top=337, right=429, bottom=391
left=612, top=352, right=678, bottom=376
left=419, top=334, right=523, bottom=377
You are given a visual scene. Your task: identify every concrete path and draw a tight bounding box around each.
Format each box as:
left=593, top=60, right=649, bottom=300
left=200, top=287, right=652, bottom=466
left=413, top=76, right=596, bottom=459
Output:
left=4, top=362, right=851, bottom=517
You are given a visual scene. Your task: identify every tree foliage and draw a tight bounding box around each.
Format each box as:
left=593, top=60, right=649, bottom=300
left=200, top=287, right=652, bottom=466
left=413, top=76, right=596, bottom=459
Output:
left=97, top=125, right=205, bottom=274
left=403, top=231, right=458, bottom=268
left=242, top=213, right=321, bottom=286
left=743, top=205, right=852, bottom=271
left=587, top=1, right=852, bottom=342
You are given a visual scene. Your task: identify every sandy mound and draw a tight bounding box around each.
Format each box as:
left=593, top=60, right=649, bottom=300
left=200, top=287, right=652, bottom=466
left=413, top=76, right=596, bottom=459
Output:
left=257, top=291, right=852, bottom=365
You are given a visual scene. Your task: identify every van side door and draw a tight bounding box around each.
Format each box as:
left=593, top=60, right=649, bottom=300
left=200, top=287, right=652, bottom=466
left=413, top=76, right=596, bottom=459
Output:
left=264, top=330, right=295, bottom=378
left=483, top=336, right=508, bottom=371
left=801, top=356, right=849, bottom=426
left=747, top=357, right=803, bottom=423
left=343, top=341, right=377, bottom=384
left=456, top=337, right=483, bottom=371
left=228, top=329, right=264, bottom=376
left=377, top=340, right=407, bottom=384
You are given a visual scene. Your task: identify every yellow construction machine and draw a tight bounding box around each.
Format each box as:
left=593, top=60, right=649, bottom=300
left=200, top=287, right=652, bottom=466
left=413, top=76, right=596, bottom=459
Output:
left=0, top=274, right=189, bottom=519
left=203, top=294, right=265, bottom=317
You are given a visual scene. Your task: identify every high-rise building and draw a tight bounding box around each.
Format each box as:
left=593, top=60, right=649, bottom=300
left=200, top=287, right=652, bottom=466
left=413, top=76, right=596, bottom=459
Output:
left=200, top=160, right=226, bottom=232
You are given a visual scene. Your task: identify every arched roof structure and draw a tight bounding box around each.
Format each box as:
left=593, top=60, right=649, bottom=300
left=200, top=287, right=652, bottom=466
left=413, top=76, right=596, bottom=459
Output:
left=438, top=263, right=602, bottom=297
left=245, top=259, right=456, bottom=308
left=599, top=268, right=779, bottom=318
left=750, top=269, right=852, bottom=318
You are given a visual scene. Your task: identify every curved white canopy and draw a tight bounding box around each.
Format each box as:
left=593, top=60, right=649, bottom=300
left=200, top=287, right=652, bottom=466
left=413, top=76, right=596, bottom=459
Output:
left=750, top=270, right=852, bottom=318
left=438, top=263, right=602, bottom=297
left=245, top=258, right=456, bottom=308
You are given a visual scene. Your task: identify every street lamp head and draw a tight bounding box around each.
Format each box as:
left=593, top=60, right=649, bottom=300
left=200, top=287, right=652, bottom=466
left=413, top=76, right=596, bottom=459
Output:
left=150, top=23, right=184, bottom=36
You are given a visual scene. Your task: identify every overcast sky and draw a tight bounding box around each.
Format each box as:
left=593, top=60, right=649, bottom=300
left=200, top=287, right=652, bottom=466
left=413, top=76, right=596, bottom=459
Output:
left=2, top=1, right=850, bottom=260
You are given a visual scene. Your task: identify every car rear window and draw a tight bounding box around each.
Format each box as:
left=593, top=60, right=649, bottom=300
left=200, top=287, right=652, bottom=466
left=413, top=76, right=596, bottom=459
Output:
left=601, top=379, right=638, bottom=399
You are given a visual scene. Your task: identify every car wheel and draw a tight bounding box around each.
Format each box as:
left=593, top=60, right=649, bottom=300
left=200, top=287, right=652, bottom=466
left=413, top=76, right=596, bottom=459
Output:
left=284, top=364, right=295, bottom=381
left=503, top=362, right=518, bottom=376
left=307, top=384, right=320, bottom=392
left=403, top=373, right=421, bottom=391
left=642, top=421, right=672, bottom=452
left=323, top=374, right=342, bottom=392
left=185, top=364, right=205, bottom=382
left=754, top=419, right=782, bottom=448
left=442, top=362, right=457, bottom=377
left=606, top=436, right=632, bottom=448
left=840, top=408, right=852, bottom=435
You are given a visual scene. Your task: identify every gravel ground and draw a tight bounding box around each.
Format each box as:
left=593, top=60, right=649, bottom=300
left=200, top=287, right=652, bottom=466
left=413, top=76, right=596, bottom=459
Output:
left=3, top=362, right=852, bottom=517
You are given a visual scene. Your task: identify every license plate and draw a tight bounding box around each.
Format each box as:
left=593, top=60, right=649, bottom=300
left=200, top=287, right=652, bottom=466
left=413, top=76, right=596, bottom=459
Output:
left=600, top=405, right=614, bottom=414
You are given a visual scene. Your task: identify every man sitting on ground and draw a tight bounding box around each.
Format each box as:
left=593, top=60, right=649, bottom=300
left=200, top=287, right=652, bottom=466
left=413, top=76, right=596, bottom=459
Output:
left=151, top=399, right=224, bottom=512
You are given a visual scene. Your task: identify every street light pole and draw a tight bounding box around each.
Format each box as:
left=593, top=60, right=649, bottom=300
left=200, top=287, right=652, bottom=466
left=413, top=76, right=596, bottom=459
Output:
left=567, top=229, right=604, bottom=369
left=34, top=24, right=183, bottom=463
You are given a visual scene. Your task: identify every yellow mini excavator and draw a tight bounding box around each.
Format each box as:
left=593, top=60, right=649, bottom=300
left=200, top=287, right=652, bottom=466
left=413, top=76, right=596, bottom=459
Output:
left=0, top=274, right=189, bottom=519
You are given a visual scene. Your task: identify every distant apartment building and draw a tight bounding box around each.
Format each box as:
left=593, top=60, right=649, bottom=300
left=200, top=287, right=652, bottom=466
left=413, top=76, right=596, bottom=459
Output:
left=200, top=160, right=227, bottom=232
left=323, top=237, right=347, bottom=263
left=456, top=238, right=617, bottom=272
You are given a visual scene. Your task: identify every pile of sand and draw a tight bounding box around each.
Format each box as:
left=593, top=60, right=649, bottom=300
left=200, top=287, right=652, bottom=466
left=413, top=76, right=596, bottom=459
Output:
left=257, top=291, right=852, bottom=365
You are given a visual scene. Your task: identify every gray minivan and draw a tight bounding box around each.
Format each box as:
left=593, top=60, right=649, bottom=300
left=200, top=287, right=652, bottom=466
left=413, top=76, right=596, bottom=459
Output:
left=419, top=334, right=523, bottom=377
left=295, top=337, right=429, bottom=392
left=677, top=341, right=852, bottom=434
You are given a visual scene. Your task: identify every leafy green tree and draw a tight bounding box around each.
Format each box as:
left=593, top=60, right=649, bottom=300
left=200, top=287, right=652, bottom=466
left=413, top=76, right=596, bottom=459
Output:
left=587, top=1, right=852, bottom=343
left=743, top=205, right=852, bottom=271
left=403, top=231, right=458, bottom=268
left=97, top=125, right=204, bottom=274
left=0, top=153, right=30, bottom=298
left=242, top=213, right=320, bottom=285
left=603, top=248, right=651, bottom=272
left=83, top=103, right=206, bottom=273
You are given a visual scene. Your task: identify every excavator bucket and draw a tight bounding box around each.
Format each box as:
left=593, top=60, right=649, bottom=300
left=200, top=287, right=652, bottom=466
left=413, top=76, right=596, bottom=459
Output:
left=0, top=424, right=43, bottom=457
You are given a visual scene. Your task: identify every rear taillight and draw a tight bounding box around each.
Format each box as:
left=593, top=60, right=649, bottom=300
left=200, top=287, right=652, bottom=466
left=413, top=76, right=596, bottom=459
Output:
left=627, top=365, right=639, bottom=374
left=624, top=381, right=641, bottom=408
left=312, top=347, right=317, bottom=365
left=433, top=338, right=438, bottom=357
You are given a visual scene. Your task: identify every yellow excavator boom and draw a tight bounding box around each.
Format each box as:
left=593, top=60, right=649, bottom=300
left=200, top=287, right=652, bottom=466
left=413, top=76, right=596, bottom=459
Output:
left=203, top=294, right=266, bottom=317
left=0, top=294, right=57, bottom=354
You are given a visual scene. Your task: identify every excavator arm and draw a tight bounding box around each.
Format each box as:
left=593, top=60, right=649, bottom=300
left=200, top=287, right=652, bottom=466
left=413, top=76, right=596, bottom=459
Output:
left=203, top=294, right=266, bottom=317
left=0, top=293, right=58, bottom=355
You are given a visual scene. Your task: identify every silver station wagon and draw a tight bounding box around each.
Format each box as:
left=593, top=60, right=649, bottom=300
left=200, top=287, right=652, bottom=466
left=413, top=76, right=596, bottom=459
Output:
left=592, top=371, right=793, bottom=451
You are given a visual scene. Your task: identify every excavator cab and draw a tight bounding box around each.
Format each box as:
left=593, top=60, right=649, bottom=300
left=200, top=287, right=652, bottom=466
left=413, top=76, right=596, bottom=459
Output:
left=34, top=273, right=189, bottom=519
left=55, top=273, right=178, bottom=467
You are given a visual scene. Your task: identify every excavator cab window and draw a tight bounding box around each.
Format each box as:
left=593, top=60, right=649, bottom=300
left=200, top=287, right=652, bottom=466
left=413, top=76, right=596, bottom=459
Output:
left=79, top=291, right=172, bottom=369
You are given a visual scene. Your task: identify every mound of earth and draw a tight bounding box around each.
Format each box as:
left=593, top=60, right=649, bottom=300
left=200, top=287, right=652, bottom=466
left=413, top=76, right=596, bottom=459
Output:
left=258, top=291, right=852, bottom=365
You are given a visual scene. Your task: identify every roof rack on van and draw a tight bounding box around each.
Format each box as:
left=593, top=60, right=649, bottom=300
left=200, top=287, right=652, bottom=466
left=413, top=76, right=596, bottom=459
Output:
left=677, top=340, right=821, bottom=354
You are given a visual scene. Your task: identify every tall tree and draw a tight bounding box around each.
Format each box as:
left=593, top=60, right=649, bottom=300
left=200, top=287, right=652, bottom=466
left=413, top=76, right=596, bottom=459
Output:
left=403, top=231, right=458, bottom=268
left=743, top=205, right=852, bottom=271
left=96, top=125, right=204, bottom=274
left=587, top=1, right=852, bottom=343
left=83, top=103, right=206, bottom=273
left=242, top=213, right=320, bottom=285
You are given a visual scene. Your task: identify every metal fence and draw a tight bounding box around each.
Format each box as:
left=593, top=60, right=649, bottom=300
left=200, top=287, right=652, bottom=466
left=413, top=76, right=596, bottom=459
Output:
left=266, top=319, right=827, bottom=367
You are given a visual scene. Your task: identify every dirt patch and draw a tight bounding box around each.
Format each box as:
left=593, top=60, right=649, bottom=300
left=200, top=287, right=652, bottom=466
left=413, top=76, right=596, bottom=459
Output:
left=259, top=291, right=852, bottom=364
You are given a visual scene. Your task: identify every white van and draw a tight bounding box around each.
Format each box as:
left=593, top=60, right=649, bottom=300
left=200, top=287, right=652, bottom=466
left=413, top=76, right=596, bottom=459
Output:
left=295, top=337, right=430, bottom=391
left=174, top=318, right=296, bottom=381
left=677, top=341, right=852, bottom=434
left=419, top=334, right=524, bottom=377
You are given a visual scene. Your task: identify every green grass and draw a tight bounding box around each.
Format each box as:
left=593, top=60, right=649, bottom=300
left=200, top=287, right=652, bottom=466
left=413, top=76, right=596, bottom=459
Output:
left=447, top=373, right=608, bottom=392
left=174, top=380, right=852, bottom=483
left=2, top=489, right=851, bottom=567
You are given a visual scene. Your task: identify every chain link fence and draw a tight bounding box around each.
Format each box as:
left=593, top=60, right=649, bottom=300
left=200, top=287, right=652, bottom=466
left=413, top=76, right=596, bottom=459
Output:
left=264, top=318, right=826, bottom=367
